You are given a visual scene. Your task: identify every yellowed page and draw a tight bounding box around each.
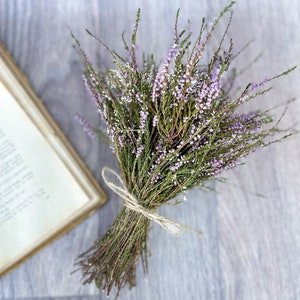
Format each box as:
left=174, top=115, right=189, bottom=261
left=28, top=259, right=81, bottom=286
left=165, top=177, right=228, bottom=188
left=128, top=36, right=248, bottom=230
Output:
left=0, top=80, right=90, bottom=270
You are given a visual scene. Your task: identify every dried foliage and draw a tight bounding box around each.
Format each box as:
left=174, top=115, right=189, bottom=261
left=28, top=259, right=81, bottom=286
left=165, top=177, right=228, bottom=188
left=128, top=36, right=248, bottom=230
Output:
left=73, top=2, right=295, bottom=297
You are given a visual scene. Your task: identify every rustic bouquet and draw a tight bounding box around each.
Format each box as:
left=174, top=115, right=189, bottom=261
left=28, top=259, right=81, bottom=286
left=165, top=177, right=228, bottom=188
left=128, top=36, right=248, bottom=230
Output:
left=74, top=2, right=295, bottom=297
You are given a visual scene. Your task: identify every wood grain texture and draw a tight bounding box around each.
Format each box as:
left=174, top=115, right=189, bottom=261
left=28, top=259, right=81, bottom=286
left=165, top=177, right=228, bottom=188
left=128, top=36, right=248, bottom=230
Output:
left=0, top=0, right=299, bottom=299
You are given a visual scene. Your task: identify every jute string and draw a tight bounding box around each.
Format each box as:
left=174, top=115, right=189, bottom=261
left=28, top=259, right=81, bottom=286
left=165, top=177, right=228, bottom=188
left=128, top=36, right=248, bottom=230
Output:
left=102, top=167, right=203, bottom=236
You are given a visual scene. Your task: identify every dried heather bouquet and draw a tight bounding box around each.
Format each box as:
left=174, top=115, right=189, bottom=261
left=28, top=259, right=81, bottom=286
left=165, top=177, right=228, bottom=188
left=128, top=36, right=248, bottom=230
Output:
left=74, top=2, right=295, bottom=296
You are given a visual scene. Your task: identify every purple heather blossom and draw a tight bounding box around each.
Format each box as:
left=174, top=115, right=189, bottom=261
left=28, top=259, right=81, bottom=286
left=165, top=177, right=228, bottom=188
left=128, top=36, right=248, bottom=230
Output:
left=136, top=145, right=145, bottom=158
left=83, top=75, right=101, bottom=107
left=139, top=109, right=149, bottom=130
left=251, top=78, right=268, bottom=90
left=162, top=44, right=179, bottom=72
left=117, top=134, right=126, bottom=148
left=230, top=113, right=260, bottom=137
left=195, top=74, right=222, bottom=110
left=150, top=171, right=161, bottom=184
left=170, top=162, right=182, bottom=172
left=151, top=44, right=179, bottom=102
left=210, top=157, right=223, bottom=168
left=153, top=115, right=159, bottom=127
left=75, top=114, right=96, bottom=140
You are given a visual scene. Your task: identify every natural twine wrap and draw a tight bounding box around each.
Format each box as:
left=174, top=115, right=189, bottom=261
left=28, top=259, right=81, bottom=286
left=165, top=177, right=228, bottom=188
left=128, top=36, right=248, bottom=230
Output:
left=102, top=167, right=203, bottom=236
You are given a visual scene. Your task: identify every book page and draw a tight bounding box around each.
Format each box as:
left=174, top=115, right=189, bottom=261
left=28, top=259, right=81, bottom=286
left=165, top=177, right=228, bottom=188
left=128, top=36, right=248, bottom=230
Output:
left=0, top=80, right=90, bottom=269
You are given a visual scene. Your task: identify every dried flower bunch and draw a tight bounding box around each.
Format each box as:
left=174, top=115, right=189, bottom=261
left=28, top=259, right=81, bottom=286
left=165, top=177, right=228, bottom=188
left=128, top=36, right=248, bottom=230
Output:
left=74, top=2, right=295, bottom=297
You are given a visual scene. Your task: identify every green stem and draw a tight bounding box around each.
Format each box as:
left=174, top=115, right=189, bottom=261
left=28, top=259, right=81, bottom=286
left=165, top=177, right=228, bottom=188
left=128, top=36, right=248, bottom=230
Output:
left=78, top=207, right=150, bottom=297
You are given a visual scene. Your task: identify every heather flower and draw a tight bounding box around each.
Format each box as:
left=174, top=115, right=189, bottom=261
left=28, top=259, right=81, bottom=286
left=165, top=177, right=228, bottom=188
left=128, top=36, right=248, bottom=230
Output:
left=75, top=114, right=96, bottom=140
left=73, top=2, right=295, bottom=297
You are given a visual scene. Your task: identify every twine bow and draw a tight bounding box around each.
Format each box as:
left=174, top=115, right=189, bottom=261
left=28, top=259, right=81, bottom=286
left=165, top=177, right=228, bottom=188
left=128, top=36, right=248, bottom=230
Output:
left=102, top=167, right=203, bottom=237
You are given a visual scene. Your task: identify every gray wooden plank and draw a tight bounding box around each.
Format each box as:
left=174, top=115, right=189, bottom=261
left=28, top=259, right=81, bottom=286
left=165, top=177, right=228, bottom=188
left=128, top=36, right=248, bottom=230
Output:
left=2, top=297, right=101, bottom=300
left=0, top=0, right=299, bottom=299
left=215, top=1, right=300, bottom=299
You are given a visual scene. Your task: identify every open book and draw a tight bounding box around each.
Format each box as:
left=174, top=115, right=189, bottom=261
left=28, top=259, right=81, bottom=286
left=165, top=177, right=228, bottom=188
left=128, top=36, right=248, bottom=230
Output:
left=0, top=44, right=106, bottom=277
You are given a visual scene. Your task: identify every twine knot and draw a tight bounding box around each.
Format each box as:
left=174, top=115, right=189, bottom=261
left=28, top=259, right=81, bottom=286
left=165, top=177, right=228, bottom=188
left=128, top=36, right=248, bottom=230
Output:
left=102, top=167, right=203, bottom=237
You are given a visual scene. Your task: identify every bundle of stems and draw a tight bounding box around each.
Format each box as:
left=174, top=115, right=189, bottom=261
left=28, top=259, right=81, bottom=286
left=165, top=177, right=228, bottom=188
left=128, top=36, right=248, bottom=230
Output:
left=74, top=2, right=295, bottom=297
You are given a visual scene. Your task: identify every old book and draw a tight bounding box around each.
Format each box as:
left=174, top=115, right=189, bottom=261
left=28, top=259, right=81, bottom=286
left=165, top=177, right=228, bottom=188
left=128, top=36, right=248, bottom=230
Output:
left=0, top=44, right=106, bottom=277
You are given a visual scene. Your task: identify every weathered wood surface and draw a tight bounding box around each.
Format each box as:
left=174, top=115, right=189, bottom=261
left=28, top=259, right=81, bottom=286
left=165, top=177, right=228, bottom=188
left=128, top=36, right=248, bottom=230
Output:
left=0, top=0, right=299, bottom=299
